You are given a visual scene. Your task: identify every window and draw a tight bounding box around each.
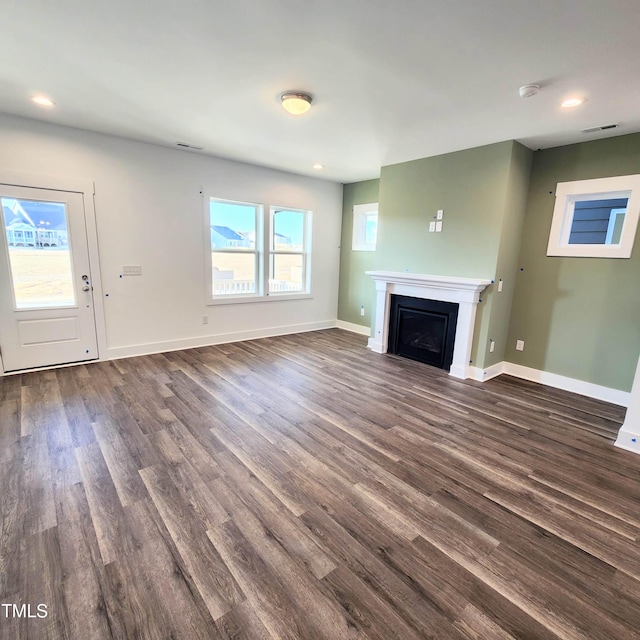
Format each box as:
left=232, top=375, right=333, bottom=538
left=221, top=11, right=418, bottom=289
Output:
left=206, top=197, right=312, bottom=303
left=209, top=199, right=262, bottom=298
left=352, top=202, right=378, bottom=251
left=269, top=207, right=312, bottom=295
left=1, top=197, right=75, bottom=308
left=568, top=198, right=628, bottom=245
left=547, top=174, right=640, bottom=258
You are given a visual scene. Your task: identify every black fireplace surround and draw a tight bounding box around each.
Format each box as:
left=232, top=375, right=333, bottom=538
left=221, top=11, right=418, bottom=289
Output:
left=388, top=295, right=459, bottom=371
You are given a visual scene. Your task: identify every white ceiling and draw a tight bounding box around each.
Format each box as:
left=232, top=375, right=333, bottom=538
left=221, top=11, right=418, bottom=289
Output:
left=2, top=0, right=640, bottom=183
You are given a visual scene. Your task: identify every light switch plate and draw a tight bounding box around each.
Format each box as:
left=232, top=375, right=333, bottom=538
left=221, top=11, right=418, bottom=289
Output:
left=429, top=221, right=436, bottom=232
left=122, top=265, right=142, bottom=276
left=435, top=220, right=443, bottom=232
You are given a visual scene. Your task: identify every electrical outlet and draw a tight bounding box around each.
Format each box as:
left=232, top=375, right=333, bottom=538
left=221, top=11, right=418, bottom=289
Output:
left=435, top=220, right=443, bottom=232
left=516, top=339, right=525, bottom=351
left=436, top=209, right=444, bottom=220
left=489, top=339, right=495, bottom=353
left=429, top=221, right=436, bottom=232
left=498, top=279, right=503, bottom=292
left=360, top=306, right=365, bottom=317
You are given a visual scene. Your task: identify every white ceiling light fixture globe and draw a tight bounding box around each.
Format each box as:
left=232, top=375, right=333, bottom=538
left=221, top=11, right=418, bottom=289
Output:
left=518, top=84, right=540, bottom=99
left=281, top=92, right=312, bottom=115
left=561, top=97, right=586, bottom=108
left=31, top=95, right=56, bottom=107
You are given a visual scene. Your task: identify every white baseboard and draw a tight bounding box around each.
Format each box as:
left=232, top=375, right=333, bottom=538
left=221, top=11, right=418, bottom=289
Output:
left=467, top=361, right=505, bottom=382
left=106, top=320, right=336, bottom=360
left=502, top=362, right=630, bottom=408
left=614, top=429, right=640, bottom=455
left=449, top=364, right=469, bottom=380
left=335, top=320, right=371, bottom=336
left=367, top=337, right=385, bottom=353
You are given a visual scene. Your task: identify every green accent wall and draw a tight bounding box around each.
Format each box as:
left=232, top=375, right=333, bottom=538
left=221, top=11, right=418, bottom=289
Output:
left=338, top=133, right=640, bottom=392
left=338, top=141, right=532, bottom=370
left=376, top=141, right=515, bottom=279
left=337, top=179, right=379, bottom=327
left=481, top=141, right=533, bottom=368
left=506, top=133, right=640, bottom=392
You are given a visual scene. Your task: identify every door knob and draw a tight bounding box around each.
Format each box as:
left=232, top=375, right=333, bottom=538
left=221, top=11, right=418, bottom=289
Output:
left=82, top=285, right=91, bottom=292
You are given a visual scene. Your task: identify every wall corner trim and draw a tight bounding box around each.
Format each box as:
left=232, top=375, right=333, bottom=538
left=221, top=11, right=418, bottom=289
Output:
left=614, top=355, right=640, bottom=455
left=614, top=430, right=640, bottom=455
left=467, top=362, right=505, bottom=382
left=335, top=320, right=371, bottom=336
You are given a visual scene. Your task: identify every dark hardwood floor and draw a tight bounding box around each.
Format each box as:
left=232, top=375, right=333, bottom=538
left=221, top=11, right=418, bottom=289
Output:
left=1, top=328, right=638, bottom=639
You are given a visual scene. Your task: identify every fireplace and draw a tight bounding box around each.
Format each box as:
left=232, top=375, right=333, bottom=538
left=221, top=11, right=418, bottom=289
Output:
left=366, top=271, right=491, bottom=379
left=388, top=295, right=459, bottom=371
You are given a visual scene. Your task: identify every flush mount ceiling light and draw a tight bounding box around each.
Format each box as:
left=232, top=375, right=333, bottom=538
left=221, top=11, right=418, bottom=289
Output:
left=561, top=96, right=586, bottom=108
left=518, top=84, right=540, bottom=99
left=313, top=163, right=324, bottom=170
left=281, top=92, right=312, bottom=115
left=31, top=95, right=55, bottom=107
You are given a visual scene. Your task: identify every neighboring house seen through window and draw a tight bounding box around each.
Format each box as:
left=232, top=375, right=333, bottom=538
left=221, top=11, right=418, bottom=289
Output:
left=207, top=197, right=312, bottom=303
left=210, top=199, right=261, bottom=297
left=269, top=207, right=311, bottom=295
left=547, top=174, right=640, bottom=258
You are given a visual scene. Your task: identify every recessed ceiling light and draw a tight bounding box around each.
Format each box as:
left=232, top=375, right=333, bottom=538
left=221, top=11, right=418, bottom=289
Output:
left=561, top=97, right=586, bottom=108
left=281, top=92, right=312, bottom=115
left=31, top=96, right=56, bottom=107
left=313, top=163, right=324, bottom=170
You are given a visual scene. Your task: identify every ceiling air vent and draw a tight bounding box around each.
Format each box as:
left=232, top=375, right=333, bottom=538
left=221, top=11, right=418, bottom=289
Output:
left=176, top=142, right=204, bottom=150
left=581, top=123, right=619, bottom=134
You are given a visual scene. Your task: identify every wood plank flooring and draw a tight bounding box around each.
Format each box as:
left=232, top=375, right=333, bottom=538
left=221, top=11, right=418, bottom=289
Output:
left=0, top=328, right=638, bottom=639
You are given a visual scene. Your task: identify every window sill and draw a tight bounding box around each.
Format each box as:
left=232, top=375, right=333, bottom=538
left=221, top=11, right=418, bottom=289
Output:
left=207, top=293, right=312, bottom=306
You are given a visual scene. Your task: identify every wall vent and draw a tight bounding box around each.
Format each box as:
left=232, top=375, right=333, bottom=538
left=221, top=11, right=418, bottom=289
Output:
left=581, top=123, right=619, bottom=134
left=176, top=142, right=204, bottom=150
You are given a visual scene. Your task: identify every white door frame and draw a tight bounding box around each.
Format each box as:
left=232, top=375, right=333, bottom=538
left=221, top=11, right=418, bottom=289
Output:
left=0, top=169, right=107, bottom=375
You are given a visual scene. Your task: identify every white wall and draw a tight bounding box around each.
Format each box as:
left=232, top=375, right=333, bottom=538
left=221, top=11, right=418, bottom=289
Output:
left=0, top=114, right=343, bottom=359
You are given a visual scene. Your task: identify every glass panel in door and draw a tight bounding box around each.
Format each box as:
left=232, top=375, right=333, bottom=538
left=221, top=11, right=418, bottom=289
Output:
left=1, top=197, right=76, bottom=309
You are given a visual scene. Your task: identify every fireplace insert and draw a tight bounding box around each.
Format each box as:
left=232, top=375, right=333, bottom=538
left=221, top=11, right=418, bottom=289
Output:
left=388, top=295, right=459, bottom=371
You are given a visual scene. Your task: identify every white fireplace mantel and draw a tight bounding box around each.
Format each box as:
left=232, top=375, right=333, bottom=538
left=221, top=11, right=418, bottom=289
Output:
left=366, top=271, right=492, bottom=379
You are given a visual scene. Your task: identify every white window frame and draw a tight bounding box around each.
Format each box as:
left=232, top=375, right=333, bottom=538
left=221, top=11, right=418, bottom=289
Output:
left=605, top=208, right=627, bottom=245
left=352, top=202, right=378, bottom=251
left=206, top=197, right=263, bottom=304
left=547, top=174, right=640, bottom=258
left=204, top=195, right=313, bottom=305
left=268, top=206, right=312, bottom=297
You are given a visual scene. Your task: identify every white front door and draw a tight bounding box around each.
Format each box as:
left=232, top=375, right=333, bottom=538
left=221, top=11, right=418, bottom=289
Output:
left=0, top=185, right=99, bottom=372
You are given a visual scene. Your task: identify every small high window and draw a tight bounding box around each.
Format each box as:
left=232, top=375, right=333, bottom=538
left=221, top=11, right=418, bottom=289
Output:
left=547, top=174, right=640, bottom=258
left=352, top=203, right=378, bottom=251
